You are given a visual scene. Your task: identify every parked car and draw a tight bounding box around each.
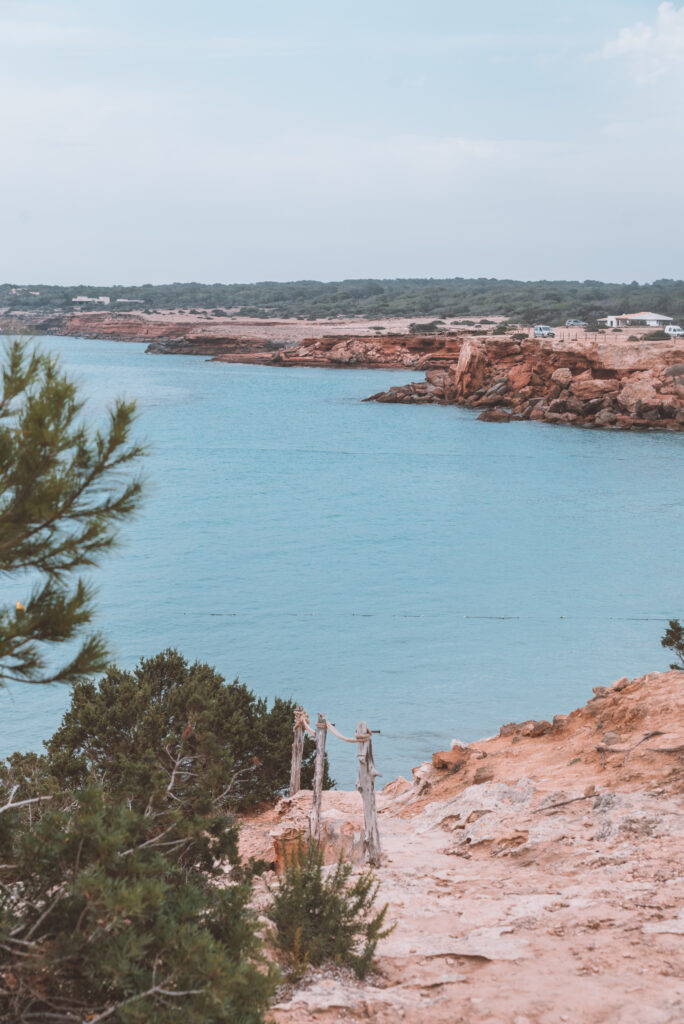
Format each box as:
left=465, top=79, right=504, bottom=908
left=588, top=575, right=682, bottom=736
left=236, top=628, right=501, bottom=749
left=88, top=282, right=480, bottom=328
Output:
left=533, top=325, right=555, bottom=338
left=664, top=325, right=684, bottom=337
left=565, top=319, right=588, bottom=327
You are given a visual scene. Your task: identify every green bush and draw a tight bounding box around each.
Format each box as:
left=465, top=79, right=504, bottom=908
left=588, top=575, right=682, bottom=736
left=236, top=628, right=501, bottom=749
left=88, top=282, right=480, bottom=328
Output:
left=408, top=321, right=443, bottom=334
left=267, top=842, right=392, bottom=981
left=0, top=648, right=339, bottom=1021
left=46, top=649, right=332, bottom=814
left=0, top=781, right=277, bottom=1023
left=661, top=618, right=684, bottom=670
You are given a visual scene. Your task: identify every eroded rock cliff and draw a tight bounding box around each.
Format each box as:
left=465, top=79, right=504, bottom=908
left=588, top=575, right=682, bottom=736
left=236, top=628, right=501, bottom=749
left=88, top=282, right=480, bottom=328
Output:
left=366, top=335, right=684, bottom=432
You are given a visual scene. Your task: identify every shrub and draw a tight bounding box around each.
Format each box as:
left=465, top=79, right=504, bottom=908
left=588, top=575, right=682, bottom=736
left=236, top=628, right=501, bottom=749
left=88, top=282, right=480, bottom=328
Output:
left=645, top=330, right=669, bottom=340
left=408, top=321, right=443, bottom=334
left=0, top=780, right=277, bottom=1023
left=511, top=332, right=527, bottom=341
left=46, top=649, right=332, bottom=814
left=661, top=619, right=684, bottom=670
left=266, top=842, right=392, bottom=981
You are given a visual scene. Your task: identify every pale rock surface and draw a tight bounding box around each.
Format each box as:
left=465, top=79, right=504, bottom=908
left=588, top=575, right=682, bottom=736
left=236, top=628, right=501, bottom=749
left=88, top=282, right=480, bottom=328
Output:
left=252, top=670, right=684, bottom=1024
left=617, top=379, right=659, bottom=413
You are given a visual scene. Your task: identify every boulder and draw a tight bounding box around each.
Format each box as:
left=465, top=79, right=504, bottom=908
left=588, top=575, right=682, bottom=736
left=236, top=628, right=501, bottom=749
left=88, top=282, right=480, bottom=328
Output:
left=478, top=407, right=512, bottom=422
left=528, top=720, right=552, bottom=737
left=447, top=340, right=488, bottom=400
left=507, top=364, right=533, bottom=390
left=570, top=373, right=618, bottom=401
left=519, top=719, right=551, bottom=737
left=551, top=367, right=573, bottom=386
left=580, top=397, right=606, bottom=416
left=433, top=746, right=472, bottom=770
left=617, top=379, right=659, bottom=414
left=595, top=408, right=617, bottom=426
left=451, top=738, right=470, bottom=750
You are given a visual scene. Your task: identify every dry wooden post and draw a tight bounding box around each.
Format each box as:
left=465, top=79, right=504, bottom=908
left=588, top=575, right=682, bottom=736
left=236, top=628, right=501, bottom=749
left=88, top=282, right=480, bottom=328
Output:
left=289, top=705, right=306, bottom=797
left=355, top=720, right=382, bottom=866
left=309, top=713, right=327, bottom=840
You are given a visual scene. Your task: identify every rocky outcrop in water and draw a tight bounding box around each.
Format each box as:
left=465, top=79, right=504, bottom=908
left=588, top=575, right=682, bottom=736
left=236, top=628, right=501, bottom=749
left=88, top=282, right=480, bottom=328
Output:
left=5, top=310, right=683, bottom=430
left=365, top=335, right=684, bottom=431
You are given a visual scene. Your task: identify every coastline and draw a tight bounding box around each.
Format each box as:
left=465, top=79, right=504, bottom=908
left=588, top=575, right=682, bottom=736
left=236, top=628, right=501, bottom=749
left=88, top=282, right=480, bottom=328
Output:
left=2, top=309, right=683, bottom=432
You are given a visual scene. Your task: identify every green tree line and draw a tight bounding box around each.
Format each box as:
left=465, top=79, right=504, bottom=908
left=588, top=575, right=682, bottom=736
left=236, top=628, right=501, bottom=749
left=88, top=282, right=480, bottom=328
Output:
left=3, top=278, right=684, bottom=324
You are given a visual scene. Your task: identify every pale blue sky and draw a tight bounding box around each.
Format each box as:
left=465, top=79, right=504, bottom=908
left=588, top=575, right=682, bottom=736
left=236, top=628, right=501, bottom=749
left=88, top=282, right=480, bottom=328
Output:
left=1, top=0, right=682, bottom=284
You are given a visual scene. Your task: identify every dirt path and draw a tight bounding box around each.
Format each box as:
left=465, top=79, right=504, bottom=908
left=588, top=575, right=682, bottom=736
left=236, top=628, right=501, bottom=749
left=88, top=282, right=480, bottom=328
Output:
left=246, top=671, right=684, bottom=1023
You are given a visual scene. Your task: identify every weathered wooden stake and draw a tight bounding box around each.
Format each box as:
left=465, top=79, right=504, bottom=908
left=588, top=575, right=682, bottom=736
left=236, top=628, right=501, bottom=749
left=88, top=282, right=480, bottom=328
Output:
left=309, top=713, right=327, bottom=840
left=289, top=705, right=305, bottom=797
left=355, top=720, right=382, bottom=866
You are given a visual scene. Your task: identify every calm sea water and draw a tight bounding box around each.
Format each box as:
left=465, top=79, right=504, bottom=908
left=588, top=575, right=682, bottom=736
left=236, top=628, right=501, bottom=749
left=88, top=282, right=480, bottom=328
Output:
left=2, top=335, right=682, bottom=786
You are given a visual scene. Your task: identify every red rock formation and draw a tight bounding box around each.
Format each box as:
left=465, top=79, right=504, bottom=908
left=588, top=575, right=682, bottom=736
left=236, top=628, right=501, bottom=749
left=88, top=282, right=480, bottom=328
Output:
left=4, top=309, right=682, bottom=431
left=270, top=333, right=462, bottom=370
left=366, top=335, right=684, bottom=432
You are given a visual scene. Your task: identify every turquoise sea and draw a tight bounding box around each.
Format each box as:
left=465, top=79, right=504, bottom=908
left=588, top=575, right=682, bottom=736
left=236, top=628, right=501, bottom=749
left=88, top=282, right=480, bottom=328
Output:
left=1, top=335, right=682, bottom=786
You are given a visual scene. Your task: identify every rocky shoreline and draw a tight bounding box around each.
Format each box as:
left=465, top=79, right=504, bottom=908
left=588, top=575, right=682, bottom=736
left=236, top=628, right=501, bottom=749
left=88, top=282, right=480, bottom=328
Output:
left=364, top=335, right=684, bottom=432
left=3, top=310, right=684, bottom=431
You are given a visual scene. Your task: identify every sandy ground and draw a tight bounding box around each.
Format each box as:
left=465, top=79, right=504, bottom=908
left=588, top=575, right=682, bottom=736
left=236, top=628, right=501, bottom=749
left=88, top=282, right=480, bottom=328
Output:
left=241, top=670, right=684, bottom=1024
left=3, top=306, right=666, bottom=349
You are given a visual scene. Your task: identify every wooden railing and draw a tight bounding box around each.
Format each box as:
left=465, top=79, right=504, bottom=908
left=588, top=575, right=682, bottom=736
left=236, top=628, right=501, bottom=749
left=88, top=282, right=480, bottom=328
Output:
left=289, top=707, right=382, bottom=867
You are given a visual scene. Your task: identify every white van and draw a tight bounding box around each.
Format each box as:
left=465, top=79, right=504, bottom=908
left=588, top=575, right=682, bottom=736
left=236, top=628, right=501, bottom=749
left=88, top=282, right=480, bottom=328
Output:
left=533, top=325, right=555, bottom=338
left=664, top=325, right=684, bottom=337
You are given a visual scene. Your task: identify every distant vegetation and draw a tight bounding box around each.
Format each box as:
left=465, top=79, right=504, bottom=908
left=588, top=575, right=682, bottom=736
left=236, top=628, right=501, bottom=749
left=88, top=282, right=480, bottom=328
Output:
left=3, top=278, right=684, bottom=325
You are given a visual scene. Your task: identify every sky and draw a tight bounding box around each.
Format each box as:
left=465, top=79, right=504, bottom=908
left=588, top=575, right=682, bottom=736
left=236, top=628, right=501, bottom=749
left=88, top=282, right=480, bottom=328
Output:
left=1, top=0, right=683, bottom=285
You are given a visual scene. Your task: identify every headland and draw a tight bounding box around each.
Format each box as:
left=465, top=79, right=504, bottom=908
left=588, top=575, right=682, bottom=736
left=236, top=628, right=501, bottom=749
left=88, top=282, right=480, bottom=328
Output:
left=3, top=309, right=683, bottom=431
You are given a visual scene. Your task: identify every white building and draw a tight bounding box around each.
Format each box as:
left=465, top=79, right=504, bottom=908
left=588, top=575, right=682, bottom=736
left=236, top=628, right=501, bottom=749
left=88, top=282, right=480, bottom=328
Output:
left=72, top=295, right=110, bottom=306
left=599, top=311, right=672, bottom=328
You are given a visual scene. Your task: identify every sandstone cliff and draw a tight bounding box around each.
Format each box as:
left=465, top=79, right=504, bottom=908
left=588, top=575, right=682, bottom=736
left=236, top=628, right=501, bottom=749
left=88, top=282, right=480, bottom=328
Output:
left=5, top=310, right=683, bottom=431
left=366, top=335, right=684, bottom=432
